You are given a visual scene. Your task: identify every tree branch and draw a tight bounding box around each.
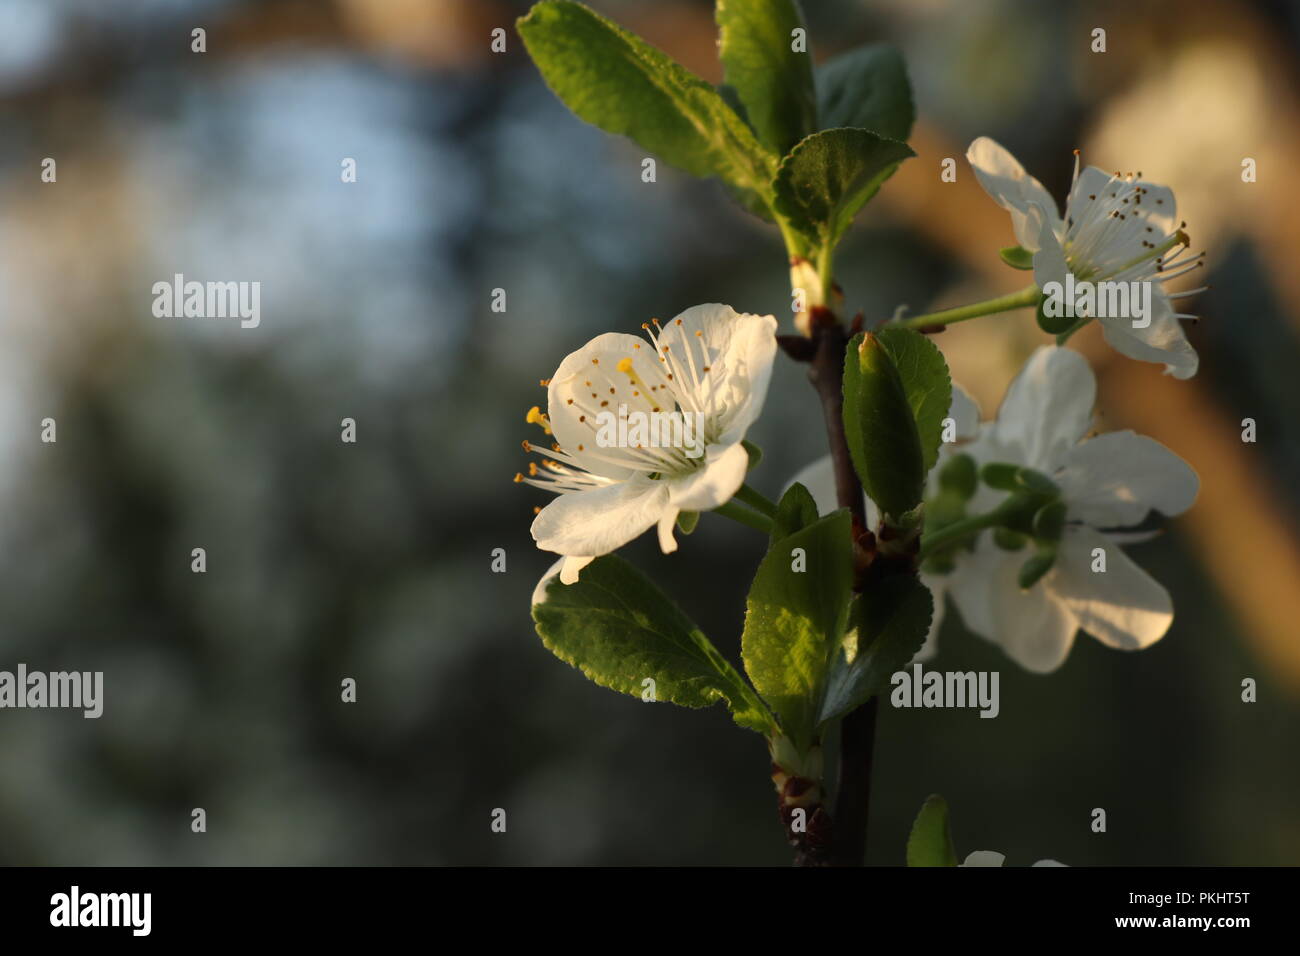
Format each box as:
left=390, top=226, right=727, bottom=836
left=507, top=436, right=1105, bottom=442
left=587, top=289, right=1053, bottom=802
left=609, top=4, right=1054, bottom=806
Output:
left=804, top=317, right=877, bottom=867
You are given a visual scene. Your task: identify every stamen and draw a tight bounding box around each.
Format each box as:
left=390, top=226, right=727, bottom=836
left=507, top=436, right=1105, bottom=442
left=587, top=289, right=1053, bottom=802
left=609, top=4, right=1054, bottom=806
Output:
left=525, top=406, right=552, bottom=435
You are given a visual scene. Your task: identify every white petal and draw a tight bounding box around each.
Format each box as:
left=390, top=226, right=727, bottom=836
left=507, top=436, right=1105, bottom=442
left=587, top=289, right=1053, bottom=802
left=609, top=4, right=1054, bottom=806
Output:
left=657, top=506, right=680, bottom=554
left=1032, top=859, right=1068, bottom=867
left=531, top=478, right=670, bottom=558
left=948, top=384, right=982, bottom=441
left=992, top=346, right=1095, bottom=473
left=559, top=555, right=596, bottom=586
left=966, top=137, right=1061, bottom=250
left=668, top=442, right=750, bottom=512
left=1097, top=291, right=1199, bottom=380
left=949, top=539, right=1078, bottom=673
left=961, top=850, right=1006, bottom=867
left=1049, top=526, right=1173, bottom=651
left=546, top=331, right=659, bottom=479
left=1059, top=431, right=1199, bottom=527
left=944, top=543, right=998, bottom=639
left=1029, top=206, right=1071, bottom=293
left=1064, top=166, right=1114, bottom=229
left=657, top=304, right=778, bottom=445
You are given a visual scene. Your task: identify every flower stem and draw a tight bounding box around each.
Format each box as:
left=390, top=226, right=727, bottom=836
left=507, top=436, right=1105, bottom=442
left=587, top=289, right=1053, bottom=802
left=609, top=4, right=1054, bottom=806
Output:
left=894, top=284, right=1040, bottom=330
left=736, top=483, right=778, bottom=517
left=917, top=509, right=1005, bottom=562
left=712, top=500, right=772, bottom=533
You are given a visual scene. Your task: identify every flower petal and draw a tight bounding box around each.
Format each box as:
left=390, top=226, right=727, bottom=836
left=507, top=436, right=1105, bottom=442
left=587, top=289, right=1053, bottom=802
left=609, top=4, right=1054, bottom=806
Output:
left=657, top=506, right=680, bottom=554
left=668, top=441, right=750, bottom=512
left=1029, top=206, right=1071, bottom=293
left=559, top=555, right=596, bottom=585
left=948, top=384, right=982, bottom=441
left=1059, top=431, right=1199, bottom=527
left=961, top=850, right=1006, bottom=867
left=1097, top=291, right=1199, bottom=379
left=546, top=331, right=660, bottom=480
left=966, top=137, right=1061, bottom=250
left=1049, top=526, right=1173, bottom=652
left=531, top=477, right=670, bottom=559
left=991, top=346, right=1096, bottom=473
left=656, top=304, right=778, bottom=445
left=1064, top=166, right=1114, bottom=229
left=949, top=538, right=1078, bottom=673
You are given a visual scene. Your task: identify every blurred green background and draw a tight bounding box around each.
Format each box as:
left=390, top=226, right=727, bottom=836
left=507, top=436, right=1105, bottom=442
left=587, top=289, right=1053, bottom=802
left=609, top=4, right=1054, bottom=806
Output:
left=0, top=0, right=1297, bottom=865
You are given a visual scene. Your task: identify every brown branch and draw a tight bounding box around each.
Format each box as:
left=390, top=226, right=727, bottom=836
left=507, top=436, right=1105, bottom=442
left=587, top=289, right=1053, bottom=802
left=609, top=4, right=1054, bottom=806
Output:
left=802, top=316, right=878, bottom=867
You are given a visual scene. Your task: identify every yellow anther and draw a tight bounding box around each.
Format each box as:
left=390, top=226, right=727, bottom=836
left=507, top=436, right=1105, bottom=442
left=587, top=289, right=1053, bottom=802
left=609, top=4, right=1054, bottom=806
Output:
left=616, top=358, right=635, bottom=374
left=525, top=406, right=552, bottom=435
left=513, top=473, right=524, bottom=483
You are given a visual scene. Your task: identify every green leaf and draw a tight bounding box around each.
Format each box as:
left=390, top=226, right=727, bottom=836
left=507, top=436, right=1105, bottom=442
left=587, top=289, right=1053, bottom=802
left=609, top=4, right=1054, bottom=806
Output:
left=999, top=245, right=1034, bottom=270
left=842, top=332, right=925, bottom=521
left=816, top=44, right=914, bottom=141
left=742, top=509, right=853, bottom=751
left=818, top=574, right=932, bottom=724
left=517, top=1, right=778, bottom=202
left=533, top=555, right=773, bottom=733
left=875, top=326, right=953, bottom=474
left=675, top=510, right=700, bottom=535
left=907, top=794, right=959, bottom=867
left=716, top=0, right=817, bottom=156
left=771, top=481, right=820, bottom=543
left=774, top=128, right=914, bottom=250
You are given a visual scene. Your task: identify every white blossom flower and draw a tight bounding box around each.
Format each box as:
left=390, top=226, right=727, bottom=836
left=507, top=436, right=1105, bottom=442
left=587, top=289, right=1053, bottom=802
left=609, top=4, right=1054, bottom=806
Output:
left=942, top=346, right=1198, bottom=673
left=788, top=386, right=982, bottom=661
left=962, top=850, right=1066, bottom=867
left=967, top=136, right=1205, bottom=379
left=520, top=303, right=777, bottom=586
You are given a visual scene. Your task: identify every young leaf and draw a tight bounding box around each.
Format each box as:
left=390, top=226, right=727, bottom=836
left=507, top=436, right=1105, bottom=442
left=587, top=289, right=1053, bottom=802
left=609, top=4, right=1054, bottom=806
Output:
left=774, top=128, right=914, bottom=250
left=716, top=0, right=817, bottom=156
left=907, top=794, right=959, bottom=867
left=517, top=1, right=777, bottom=204
left=816, top=44, right=914, bottom=141
left=875, top=326, right=953, bottom=473
left=842, top=332, right=925, bottom=521
left=533, top=555, right=773, bottom=734
left=771, top=481, right=820, bottom=543
left=999, top=244, right=1034, bottom=270
left=817, top=573, right=933, bottom=725
left=742, top=509, right=852, bottom=751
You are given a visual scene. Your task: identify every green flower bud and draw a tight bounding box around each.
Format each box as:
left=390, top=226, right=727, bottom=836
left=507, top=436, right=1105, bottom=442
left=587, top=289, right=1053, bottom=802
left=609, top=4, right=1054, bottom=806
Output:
left=993, top=527, right=1028, bottom=551
left=938, top=453, right=978, bottom=500
left=1032, top=499, right=1067, bottom=542
left=1017, top=550, right=1056, bottom=590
